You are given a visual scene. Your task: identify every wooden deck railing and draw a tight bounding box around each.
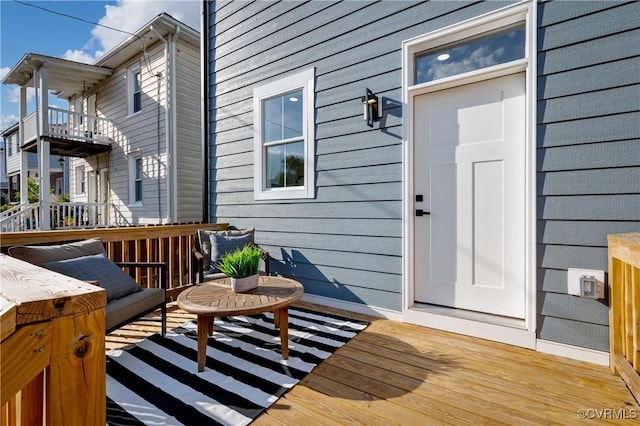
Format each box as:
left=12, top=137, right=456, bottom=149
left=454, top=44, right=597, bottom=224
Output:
left=0, top=223, right=229, bottom=295
left=608, top=232, right=640, bottom=403
left=1, top=254, right=106, bottom=425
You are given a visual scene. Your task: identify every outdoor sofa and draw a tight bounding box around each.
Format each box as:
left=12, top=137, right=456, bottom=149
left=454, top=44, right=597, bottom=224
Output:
left=8, top=238, right=167, bottom=335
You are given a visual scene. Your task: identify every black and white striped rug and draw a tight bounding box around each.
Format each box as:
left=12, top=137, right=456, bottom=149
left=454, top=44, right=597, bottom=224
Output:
left=106, top=307, right=369, bottom=425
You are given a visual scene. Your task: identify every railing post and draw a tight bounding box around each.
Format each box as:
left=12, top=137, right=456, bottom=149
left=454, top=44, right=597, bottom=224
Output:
left=47, top=310, right=106, bottom=426
left=1, top=255, right=106, bottom=426
left=608, top=232, right=640, bottom=403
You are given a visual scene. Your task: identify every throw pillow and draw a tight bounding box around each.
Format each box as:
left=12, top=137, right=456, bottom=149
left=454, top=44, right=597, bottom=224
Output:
left=42, top=253, right=142, bottom=301
left=197, top=228, right=254, bottom=271
left=209, top=233, right=253, bottom=273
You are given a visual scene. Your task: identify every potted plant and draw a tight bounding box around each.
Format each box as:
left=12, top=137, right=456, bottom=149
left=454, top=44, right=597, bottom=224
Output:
left=214, top=245, right=265, bottom=292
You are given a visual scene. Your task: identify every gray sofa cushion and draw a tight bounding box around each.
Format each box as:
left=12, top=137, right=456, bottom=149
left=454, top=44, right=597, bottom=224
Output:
left=197, top=228, right=254, bottom=271
left=42, top=253, right=142, bottom=302
left=105, top=287, right=165, bottom=331
left=8, top=238, right=106, bottom=265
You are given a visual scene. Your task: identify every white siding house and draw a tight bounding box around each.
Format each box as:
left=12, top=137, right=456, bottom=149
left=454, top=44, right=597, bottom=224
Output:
left=1, top=13, right=202, bottom=229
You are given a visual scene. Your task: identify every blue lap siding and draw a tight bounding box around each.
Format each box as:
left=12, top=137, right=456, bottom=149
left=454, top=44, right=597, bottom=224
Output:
left=536, top=0, right=640, bottom=351
left=206, top=0, right=640, bottom=351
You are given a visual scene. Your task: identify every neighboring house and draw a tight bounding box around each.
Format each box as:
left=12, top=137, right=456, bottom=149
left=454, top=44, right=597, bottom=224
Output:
left=1, top=13, right=202, bottom=229
left=1, top=122, right=64, bottom=202
left=203, top=0, right=640, bottom=364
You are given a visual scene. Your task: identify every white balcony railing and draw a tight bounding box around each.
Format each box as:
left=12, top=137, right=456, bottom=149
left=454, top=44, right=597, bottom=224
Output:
left=21, top=107, right=113, bottom=145
left=0, top=202, right=112, bottom=232
left=48, top=107, right=113, bottom=143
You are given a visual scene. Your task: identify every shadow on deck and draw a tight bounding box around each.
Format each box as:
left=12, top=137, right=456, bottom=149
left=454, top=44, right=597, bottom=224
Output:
left=107, top=301, right=638, bottom=425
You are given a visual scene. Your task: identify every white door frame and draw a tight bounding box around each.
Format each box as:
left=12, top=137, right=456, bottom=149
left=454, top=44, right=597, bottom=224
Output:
left=401, top=1, right=537, bottom=348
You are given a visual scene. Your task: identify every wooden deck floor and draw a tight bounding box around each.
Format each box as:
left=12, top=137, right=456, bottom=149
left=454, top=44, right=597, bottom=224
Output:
left=106, top=302, right=639, bottom=425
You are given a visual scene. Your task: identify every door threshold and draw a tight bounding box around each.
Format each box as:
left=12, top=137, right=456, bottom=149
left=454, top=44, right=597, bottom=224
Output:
left=411, top=303, right=526, bottom=330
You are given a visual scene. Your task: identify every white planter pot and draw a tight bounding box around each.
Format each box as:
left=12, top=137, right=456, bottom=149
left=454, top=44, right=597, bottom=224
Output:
left=231, top=274, right=259, bottom=292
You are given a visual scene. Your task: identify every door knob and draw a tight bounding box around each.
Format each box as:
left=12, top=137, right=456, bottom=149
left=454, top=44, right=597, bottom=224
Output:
left=415, top=209, right=430, bottom=216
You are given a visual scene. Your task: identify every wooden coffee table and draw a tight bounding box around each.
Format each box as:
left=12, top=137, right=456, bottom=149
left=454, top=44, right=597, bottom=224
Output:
left=177, top=275, right=304, bottom=371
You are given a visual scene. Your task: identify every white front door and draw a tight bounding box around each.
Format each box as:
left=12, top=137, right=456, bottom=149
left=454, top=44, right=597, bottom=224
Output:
left=413, top=73, right=526, bottom=319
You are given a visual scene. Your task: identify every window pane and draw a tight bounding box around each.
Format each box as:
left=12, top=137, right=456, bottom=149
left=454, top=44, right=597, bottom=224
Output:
left=135, top=181, right=142, bottom=202
left=133, top=158, right=142, bottom=202
left=263, top=90, right=303, bottom=143
left=133, top=93, right=141, bottom=112
left=134, top=71, right=141, bottom=91
left=266, top=141, right=304, bottom=188
left=130, top=69, right=141, bottom=113
left=283, top=90, right=303, bottom=139
left=415, top=24, right=525, bottom=84
left=266, top=144, right=284, bottom=188
left=263, top=97, right=283, bottom=143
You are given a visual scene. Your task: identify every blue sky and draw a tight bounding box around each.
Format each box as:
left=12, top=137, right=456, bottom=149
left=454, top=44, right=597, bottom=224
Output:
left=0, top=0, right=201, bottom=132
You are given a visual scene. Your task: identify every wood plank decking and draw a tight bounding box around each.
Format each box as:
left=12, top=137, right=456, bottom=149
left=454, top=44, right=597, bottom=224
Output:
left=106, top=302, right=639, bottom=425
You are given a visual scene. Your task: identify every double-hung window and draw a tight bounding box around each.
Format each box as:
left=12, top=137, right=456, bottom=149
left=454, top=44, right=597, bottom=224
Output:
left=129, top=152, right=143, bottom=205
left=128, top=64, right=141, bottom=115
left=253, top=68, right=315, bottom=200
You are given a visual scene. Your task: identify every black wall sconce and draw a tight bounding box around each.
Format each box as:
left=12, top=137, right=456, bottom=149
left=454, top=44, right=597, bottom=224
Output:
left=361, top=88, right=381, bottom=127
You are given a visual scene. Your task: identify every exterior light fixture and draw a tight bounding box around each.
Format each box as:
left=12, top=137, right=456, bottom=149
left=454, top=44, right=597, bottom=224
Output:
left=58, top=157, right=65, bottom=167
left=361, top=88, right=381, bottom=128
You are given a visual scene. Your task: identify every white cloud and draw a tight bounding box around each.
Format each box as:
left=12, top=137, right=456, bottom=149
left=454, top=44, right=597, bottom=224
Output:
left=7, top=86, right=35, bottom=104
left=62, top=49, right=97, bottom=64
left=0, top=67, right=11, bottom=81
left=0, top=114, right=19, bottom=132
left=90, top=0, right=201, bottom=58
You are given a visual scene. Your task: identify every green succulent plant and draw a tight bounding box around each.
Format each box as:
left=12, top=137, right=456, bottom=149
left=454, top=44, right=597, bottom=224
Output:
left=214, top=245, right=264, bottom=278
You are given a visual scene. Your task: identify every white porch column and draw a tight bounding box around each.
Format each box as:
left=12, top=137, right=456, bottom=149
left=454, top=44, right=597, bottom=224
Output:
left=38, top=64, right=51, bottom=230
left=18, top=87, right=28, bottom=205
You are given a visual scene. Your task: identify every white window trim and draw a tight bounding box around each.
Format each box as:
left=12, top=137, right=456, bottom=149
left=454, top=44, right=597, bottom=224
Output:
left=401, top=1, right=537, bottom=345
left=127, top=64, right=141, bottom=116
left=253, top=68, right=315, bottom=200
left=128, top=151, right=143, bottom=206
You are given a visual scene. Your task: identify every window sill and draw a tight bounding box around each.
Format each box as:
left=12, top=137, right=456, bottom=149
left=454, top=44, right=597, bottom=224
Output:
left=254, top=187, right=314, bottom=201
